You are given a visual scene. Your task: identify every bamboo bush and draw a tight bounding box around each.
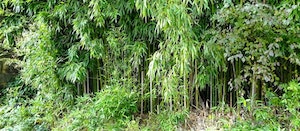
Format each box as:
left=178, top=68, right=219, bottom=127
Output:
left=0, top=0, right=300, bottom=130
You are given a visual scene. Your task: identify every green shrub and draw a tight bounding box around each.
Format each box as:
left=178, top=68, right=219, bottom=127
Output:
left=55, top=84, right=138, bottom=130
left=229, top=80, right=300, bottom=130
left=141, top=110, right=187, bottom=131
left=0, top=77, right=38, bottom=130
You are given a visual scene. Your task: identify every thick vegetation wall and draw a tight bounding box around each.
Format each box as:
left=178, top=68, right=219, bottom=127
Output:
left=0, top=0, right=299, bottom=130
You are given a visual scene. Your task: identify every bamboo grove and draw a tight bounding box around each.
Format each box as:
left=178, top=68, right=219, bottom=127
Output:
left=0, top=0, right=300, bottom=129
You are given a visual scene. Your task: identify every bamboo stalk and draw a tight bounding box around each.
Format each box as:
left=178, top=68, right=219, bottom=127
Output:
left=223, top=70, right=225, bottom=103
left=251, top=73, right=256, bottom=107
left=218, top=67, right=222, bottom=106
left=195, top=60, right=199, bottom=108
left=87, top=71, right=90, bottom=93
left=141, top=70, right=144, bottom=115
left=77, top=83, right=80, bottom=95
left=83, top=80, right=86, bottom=94
left=184, top=71, right=187, bottom=110
left=289, top=62, right=292, bottom=81
left=189, top=62, right=194, bottom=108
left=97, top=60, right=100, bottom=92
left=230, top=91, right=232, bottom=107
left=92, top=70, right=97, bottom=93
left=170, top=97, right=173, bottom=111
left=236, top=60, right=240, bottom=115
left=210, top=72, right=213, bottom=108
left=157, top=81, right=160, bottom=114
left=96, top=70, right=99, bottom=92
left=150, top=79, right=153, bottom=113
left=183, top=65, right=188, bottom=127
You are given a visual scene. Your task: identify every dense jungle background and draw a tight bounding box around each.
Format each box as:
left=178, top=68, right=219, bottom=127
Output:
left=0, top=0, right=300, bottom=130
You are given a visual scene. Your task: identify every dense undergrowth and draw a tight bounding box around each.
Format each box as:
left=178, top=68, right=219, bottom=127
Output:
left=221, top=81, right=300, bottom=130
left=0, top=78, right=187, bottom=130
left=2, top=79, right=300, bottom=130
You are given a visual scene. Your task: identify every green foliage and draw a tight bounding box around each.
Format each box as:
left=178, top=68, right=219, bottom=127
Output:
left=280, top=81, right=300, bottom=129
left=1, top=0, right=300, bottom=130
left=0, top=78, right=41, bottom=130
left=228, top=81, right=300, bottom=130
left=207, top=3, right=300, bottom=87
left=0, top=105, right=36, bottom=130
left=156, top=110, right=187, bottom=130
left=141, top=110, right=187, bottom=130
left=55, top=84, right=138, bottom=130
